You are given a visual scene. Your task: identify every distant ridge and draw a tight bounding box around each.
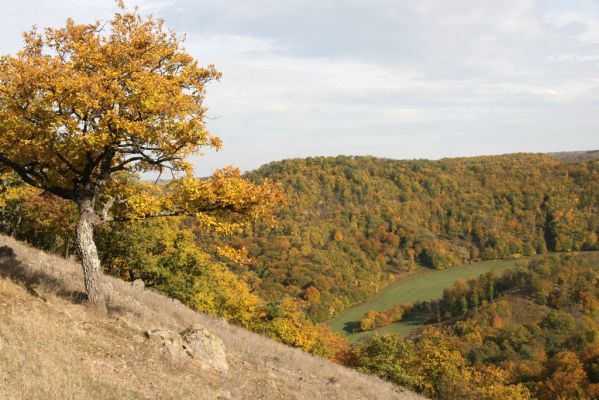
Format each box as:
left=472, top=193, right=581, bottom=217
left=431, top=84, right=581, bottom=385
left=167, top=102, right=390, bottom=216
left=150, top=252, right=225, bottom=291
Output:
left=546, top=149, right=599, bottom=163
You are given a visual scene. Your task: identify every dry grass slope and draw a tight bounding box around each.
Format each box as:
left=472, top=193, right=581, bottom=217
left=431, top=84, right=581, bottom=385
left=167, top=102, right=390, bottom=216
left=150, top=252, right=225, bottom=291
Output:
left=0, top=235, right=424, bottom=400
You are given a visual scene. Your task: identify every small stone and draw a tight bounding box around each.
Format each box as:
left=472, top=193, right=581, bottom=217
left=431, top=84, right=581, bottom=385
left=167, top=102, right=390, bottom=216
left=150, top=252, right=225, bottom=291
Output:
left=145, top=329, right=186, bottom=359
left=131, top=279, right=145, bottom=290
left=132, top=335, right=145, bottom=344
left=216, top=390, right=232, bottom=399
left=171, top=298, right=183, bottom=306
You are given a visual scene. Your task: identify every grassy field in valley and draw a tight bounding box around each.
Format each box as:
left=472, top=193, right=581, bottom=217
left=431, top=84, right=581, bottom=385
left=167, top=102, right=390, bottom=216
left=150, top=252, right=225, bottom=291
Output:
left=327, top=258, right=527, bottom=343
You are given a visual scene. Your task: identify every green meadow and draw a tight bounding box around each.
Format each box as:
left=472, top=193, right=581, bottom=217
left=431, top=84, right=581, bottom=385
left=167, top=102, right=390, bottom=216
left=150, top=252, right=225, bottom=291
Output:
left=327, top=258, right=526, bottom=343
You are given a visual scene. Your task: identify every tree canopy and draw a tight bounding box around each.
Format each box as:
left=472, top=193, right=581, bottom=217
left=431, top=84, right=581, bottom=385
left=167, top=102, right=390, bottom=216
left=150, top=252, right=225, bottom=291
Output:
left=0, top=6, right=281, bottom=312
left=0, top=9, right=221, bottom=198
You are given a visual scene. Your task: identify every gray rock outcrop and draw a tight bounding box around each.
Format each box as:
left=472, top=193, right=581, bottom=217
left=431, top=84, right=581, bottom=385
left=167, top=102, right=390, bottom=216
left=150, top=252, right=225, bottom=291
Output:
left=145, top=325, right=229, bottom=373
left=180, top=324, right=229, bottom=373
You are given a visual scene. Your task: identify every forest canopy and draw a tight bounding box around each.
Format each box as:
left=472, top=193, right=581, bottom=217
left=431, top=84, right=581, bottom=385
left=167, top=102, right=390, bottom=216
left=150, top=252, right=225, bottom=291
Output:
left=198, top=154, right=599, bottom=321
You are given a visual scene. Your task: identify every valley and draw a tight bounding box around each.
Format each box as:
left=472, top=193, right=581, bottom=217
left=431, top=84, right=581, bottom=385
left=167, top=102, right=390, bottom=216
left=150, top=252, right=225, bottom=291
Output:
left=328, top=258, right=527, bottom=342
left=2, top=152, right=598, bottom=399
left=1, top=2, right=598, bottom=397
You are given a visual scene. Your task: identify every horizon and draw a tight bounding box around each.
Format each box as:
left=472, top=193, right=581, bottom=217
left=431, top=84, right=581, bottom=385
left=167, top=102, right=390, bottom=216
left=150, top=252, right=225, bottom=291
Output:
left=1, top=1, right=599, bottom=175
left=237, top=148, right=599, bottom=167
left=138, top=149, right=597, bottom=181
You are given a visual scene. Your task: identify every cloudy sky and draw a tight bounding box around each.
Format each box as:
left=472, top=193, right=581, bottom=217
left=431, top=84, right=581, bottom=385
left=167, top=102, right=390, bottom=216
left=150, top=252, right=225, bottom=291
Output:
left=1, top=0, right=598, bottom=174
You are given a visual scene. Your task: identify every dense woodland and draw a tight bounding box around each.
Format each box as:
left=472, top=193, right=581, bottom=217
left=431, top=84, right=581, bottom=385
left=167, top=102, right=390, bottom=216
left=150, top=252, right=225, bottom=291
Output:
left=356, top=253, right=599, bottom=399
left=199, top=154, right=599, bottom=321
left=2, top=153, right=599, bottom=326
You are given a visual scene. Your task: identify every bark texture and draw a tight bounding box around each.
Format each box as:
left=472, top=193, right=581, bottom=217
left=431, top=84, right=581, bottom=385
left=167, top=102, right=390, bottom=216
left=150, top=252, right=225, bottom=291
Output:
left=76, top=198, right=107, bottom=314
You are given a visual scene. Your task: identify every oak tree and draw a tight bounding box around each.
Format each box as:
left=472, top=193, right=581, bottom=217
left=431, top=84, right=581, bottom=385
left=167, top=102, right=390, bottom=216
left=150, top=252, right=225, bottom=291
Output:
left=0, top=6, right=280, bottom=313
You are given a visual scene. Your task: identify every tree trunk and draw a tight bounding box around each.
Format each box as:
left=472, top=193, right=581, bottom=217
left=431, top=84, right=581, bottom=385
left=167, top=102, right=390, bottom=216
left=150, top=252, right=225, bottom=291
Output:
left=64, top=237, right=70, bottom=259
left=10, top=209, right=22, bottom=237
left=76, top=198, right=107, bottom=315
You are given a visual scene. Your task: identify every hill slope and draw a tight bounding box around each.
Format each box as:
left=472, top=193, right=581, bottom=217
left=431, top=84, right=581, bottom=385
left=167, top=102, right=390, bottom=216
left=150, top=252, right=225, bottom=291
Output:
left=352, top=252, right=599, bottom=399
left=328, top=258, right=526, bottom=341
left=0, top=235, right=422, bottom=400
left=200, top=154, right=599, bottom=321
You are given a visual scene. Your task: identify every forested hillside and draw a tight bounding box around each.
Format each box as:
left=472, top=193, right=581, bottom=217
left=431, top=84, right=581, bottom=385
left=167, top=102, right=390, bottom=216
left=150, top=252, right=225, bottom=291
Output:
left=2, top=153, right=599, bottom=399
left=3, top=153, right=598, bottom=325
left=354, top=253, right=599, bottom=399
left=200, top=154, right=599, bottom=321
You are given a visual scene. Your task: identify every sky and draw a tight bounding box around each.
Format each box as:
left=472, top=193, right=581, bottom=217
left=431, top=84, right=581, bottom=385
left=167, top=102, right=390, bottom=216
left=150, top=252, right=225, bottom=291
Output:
left=1, top=0, right=598, bottom=175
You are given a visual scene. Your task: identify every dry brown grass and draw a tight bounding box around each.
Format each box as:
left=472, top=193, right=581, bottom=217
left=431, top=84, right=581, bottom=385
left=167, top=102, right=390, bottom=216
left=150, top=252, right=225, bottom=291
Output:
left=0, top=235, right=425, bottom=400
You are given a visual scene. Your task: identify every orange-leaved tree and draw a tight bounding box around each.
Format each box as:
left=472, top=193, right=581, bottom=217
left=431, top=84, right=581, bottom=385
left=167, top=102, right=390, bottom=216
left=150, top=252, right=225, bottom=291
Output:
left=0, top=6, right=282, bottom=313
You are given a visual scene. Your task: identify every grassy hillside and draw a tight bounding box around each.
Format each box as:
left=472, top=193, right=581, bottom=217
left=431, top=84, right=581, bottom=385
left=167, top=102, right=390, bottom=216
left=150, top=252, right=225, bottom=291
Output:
left=198, top=154, right=599, bottom=321
left=328, top=258, right=526, bottom=342
left=0, top=235, right=422, bottom=400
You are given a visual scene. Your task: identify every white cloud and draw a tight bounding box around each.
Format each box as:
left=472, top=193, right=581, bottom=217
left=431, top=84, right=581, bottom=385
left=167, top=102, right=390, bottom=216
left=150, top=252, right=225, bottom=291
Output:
left=1, top=0, right=598, bottom=175
left=545, top=9, right=599, bottom=44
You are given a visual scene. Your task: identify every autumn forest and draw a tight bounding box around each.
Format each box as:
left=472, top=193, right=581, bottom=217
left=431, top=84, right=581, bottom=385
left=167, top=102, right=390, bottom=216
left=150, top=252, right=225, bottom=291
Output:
left=1, top=6, right=599, bottom=400
left=2, top=151, right=599, bottom=398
